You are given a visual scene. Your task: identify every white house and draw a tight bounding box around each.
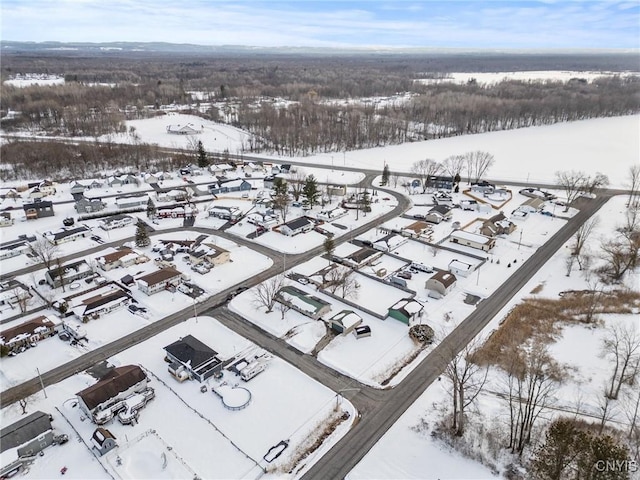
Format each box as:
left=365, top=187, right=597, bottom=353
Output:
left=449, top=230, right=495, bottom=252
left=99, top=215, right=134, bottom=230
left=280, top=217, right=314, bottom=236
left=44, top=226, right=91, bottom=245
left=166, top=123, right=202, bottom=135
left=137, top=268, right=182, bottom=295
left=425, top=270, right=457, bottom=297
left=448, top=259, right=476, bottom=277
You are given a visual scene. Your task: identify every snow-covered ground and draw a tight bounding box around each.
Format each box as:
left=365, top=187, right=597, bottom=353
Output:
left=349, top=194, right=639, bottom=479
left=0, top=316, right=356, bottom=480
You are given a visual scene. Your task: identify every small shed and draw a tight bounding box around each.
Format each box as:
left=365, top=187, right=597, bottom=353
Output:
left=92, top=427, right=117, bottom=456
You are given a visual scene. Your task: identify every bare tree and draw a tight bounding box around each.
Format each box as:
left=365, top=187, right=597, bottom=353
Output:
left=411, top=158, right=442, bottom=193
left=602, top=323, right=640, bottom=399
left=463, top=151, right=495, bottom=184
left=288, top=169, right=307, bottom=201
left=441, top=338, right=489, bottom=436
left=627, top=164, right=640, bottom=208
left=598, top=235, right=639, bottom=283
left=571, top=216, right=599, bottom=270
left=252, top=274, right=286, bottom=313
left=29, top=237, right=60, bottom=270
left=555, top=170, right=588, bottom=212
left=389, top=173, right=400, bottom=188
left=323, top=266, right=359, bottom=299
left=19, top=398, right=29, bottom=415
left=621, top=387, right=640, bottom=440
left=585, top=172, right=609, bottom=195
left=277, top=299, right=291, bottom=320
left=442, top=154, right=466, bottom=183
left=597, top=386, right=617, bottom=434
left=500, top=340, right=563, bottom=455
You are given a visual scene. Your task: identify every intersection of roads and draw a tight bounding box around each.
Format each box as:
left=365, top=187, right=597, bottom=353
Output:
left=0, top=155, right=615, bottom=479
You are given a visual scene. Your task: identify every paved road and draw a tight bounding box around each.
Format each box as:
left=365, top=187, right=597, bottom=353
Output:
left=300, top=193, right=612, bottom=480
left=0, top=179, right=409, bottom=407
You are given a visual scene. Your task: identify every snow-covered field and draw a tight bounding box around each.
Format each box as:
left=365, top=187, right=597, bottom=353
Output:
left=1, top=317, right=356, bottom=480
left=47, top=112, right=638, bottom=189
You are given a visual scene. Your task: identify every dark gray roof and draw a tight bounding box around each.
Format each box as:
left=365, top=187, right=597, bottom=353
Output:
left=76, top=365, right=147, bottom=411
left=0, top=411, right=52, bottom=453
left=283, top=217, right=313, bottom=231
left=51, top=226, right=90, bottom=241
left=164, top=335, right=218, bottom=370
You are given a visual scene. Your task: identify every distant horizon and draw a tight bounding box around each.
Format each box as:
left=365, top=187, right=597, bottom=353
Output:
left=2, top=1, right=639, bottom=50
left=2, top=40, right=638, bottom=56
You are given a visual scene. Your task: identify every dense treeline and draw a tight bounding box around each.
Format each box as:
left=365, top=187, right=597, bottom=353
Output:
left=0, top=140, right=180, bottom=181
left=1, top=51, right=639, bottom=157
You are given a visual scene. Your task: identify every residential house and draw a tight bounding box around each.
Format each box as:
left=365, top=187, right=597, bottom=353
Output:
left=164, top=335, right=223, bottom=382
left=317, top=207, right=348, bottom=222
left=45, top=260, right=93, bottom=288
left=247, top=212, right=279, bottom=229
left=480, top=212, right=517, bottom=237
left=44, top=225, right=90, bottom=245
left=517, top=197, right=545, bottom=214
left=156, top=189, right=187, bottom=203
left=208, top=205, right=241, bottom=221
left=189, top=243, right=230, bottom=266
left=23, top=200, right=54, bottom=219
left=275, top=285, right=331, bottom=320
left=70, top=182, right=87, bottom=196
left=372, top=233, right=408, bottom=252
left=70, top=286, right=132, bottom=320
left=156, top=204, right=197, bottom=219
left=107, top=176, right=123, bottom=188
left=96, top=248, right=146, bottom=271
left=449, top=231, right=495, bottom=252
left=387, top=298, right=424, bottom=325
left=0, top=237, right=34, bottom=260
left=425, top=271, right=457, bottom=297
left=325, top=310, right=363, bottom=335
left=137, top=268, right=182, bottom=295
left=208, top=179, right=251, bottom=195
left=0, top=212, right=13, bottom=227
left=209, top=163, right=234, bottom=175
left=0, top=411, right=54, bottom=471
left=425, top=205, right=452, bottom=224
left=433, top=192, right=454, bottom=206
left=343, top=247, right=383, bottom=268
left=459, top=199, right=478, bottom=211
left=75, top=197, right=107, bottom=214
left=98, top=214, right=134, bottom=230
left=166, top=123, right=201, bottom=135
left=0, top=315, right=59, bottom=354
left=91, top=428, right=117, bottom=456
left=402, top=221, right=433, bottom=239
left=76, top=365, right=150, bottom=424
left=3, top=188, right=21, bottom=201
left=90, top=179, right=105, bottom=189
left=449, top=259, right=476, bottom=277
left=115, top=194, right=148, bottom=209
left=280, top=217, right=314, bottom=236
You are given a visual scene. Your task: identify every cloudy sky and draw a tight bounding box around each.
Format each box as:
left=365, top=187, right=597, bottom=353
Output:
left=2, top=1, right=639, bottom=49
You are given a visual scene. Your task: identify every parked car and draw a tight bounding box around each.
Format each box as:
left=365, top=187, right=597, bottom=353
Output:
left=90, top=235, right=105, bottom=244
left=63, top=217, right=75, bottom=226
left=397, top=270, right=412, bottom=280
left=413, top=214, right=425, bottom=220
left=297, top=277, right=310, bottom=285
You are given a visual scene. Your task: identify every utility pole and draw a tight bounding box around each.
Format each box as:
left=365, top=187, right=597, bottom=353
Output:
left=36, top=367, right=47, bottom=398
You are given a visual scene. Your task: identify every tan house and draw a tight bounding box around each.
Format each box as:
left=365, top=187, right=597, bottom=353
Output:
left=402, top=221, right=433, bottom=239
left=96, top=248, right=148, bottom=271
left=137, top=268, right=182, bottom=295
left=0, top=315, right=59, bottom=354
left=188, top=243, right=230, bottom=266
left=480, top=212, right=516, bottom=237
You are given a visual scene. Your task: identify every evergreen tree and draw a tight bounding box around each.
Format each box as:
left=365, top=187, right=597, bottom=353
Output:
left=302, top=175, right=320, bottom=208
left=146, top=198, right=157, bottom=219
left=381, top=163, right=390, bottom=186
left=362, top=189, right=371, bottom=214
left=196, top=140, right=209, bottom=168
left=135, top=220, right=151, bottom=247
left=323, top=236, right=335, bottom=265
left=272, top=178, right=290, bottom=222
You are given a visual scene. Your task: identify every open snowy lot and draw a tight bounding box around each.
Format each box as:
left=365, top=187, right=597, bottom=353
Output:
left=1, top=316, right=356, bottom=480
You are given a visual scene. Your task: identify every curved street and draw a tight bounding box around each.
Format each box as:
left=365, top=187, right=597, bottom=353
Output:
left=0, top=157, right=615, bottom=479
